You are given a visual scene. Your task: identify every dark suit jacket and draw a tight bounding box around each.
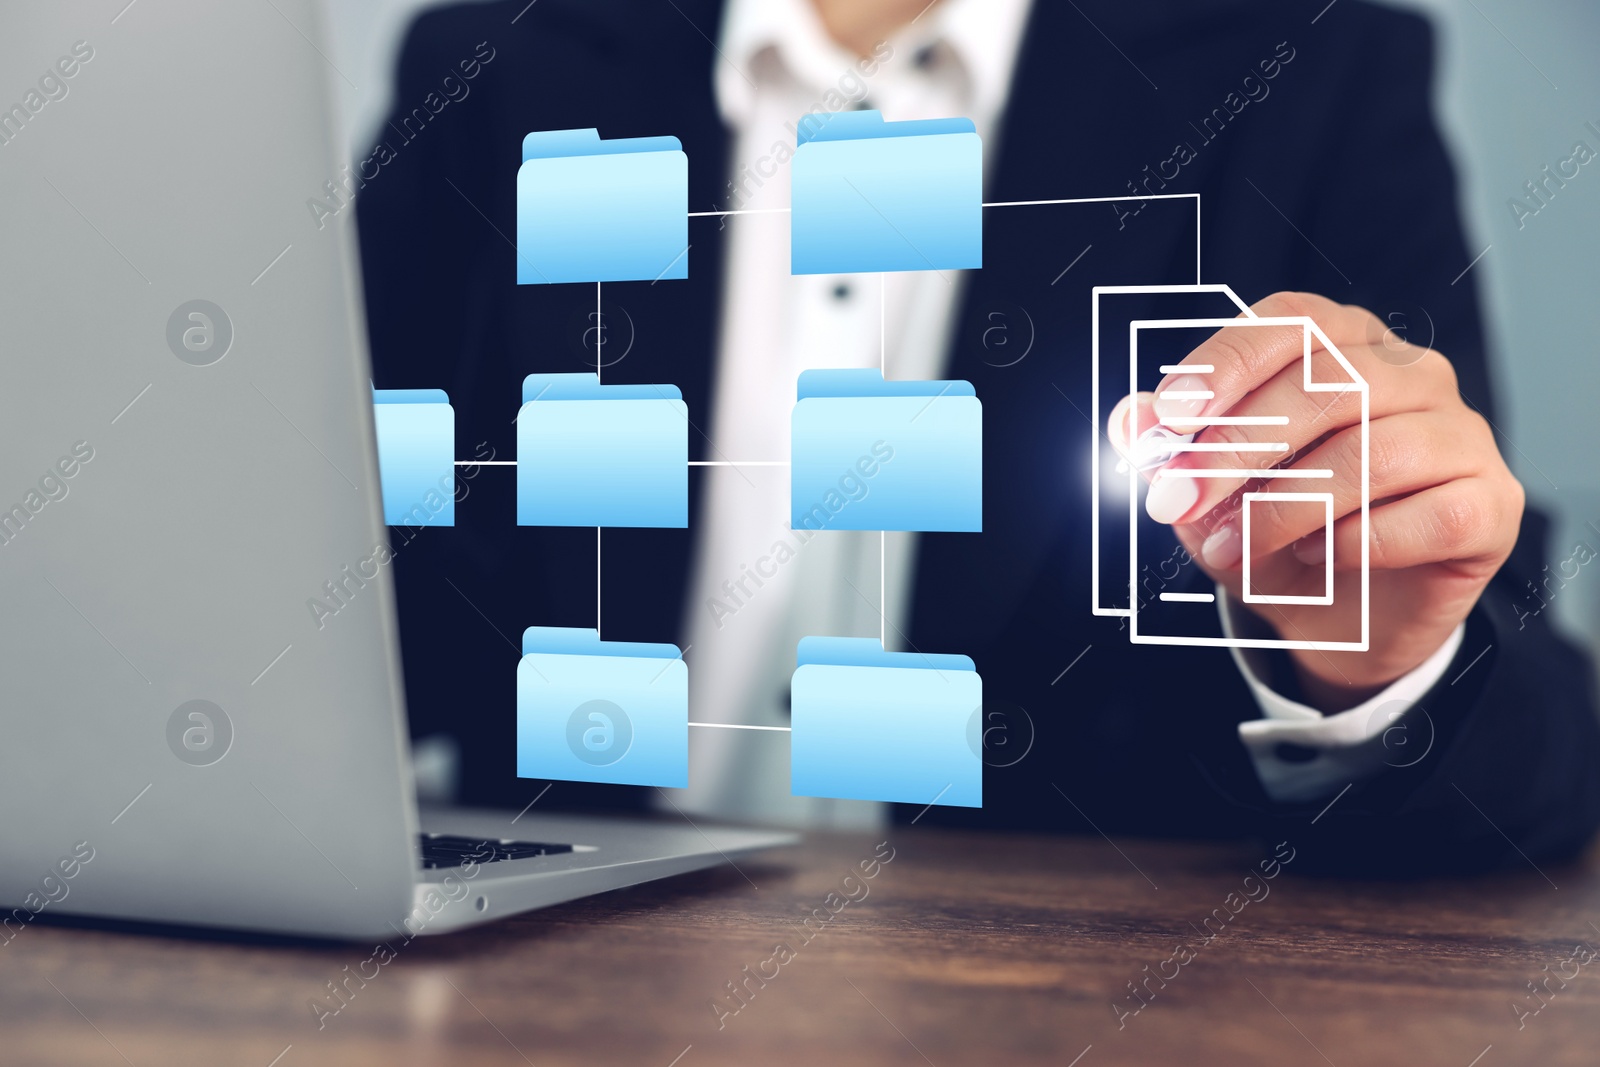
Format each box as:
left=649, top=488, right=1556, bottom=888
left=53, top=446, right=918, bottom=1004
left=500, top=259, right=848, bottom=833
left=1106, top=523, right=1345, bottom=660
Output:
left=357, top=0, right=1600, bottom=874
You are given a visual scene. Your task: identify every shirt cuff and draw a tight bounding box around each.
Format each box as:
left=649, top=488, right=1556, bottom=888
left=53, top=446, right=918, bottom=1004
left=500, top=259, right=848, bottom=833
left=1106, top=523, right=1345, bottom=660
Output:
left=1218, top=588, right=1466, bottom=804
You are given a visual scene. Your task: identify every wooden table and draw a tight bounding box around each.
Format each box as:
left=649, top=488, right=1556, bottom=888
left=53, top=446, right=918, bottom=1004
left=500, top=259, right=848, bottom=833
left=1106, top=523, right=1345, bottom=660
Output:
left=4, top=826, right=1597, bottom=1066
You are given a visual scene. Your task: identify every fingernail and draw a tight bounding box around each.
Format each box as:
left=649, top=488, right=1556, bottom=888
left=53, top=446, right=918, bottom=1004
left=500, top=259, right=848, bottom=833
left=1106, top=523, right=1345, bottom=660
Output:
left=1200, top=524, right=1242, bottom=569
left=1108, top=396, right=1133, bottom=458
left=1145, top=473, right=1199, bottom=524
left=1129, top=426, right=1197, bottom=473
left=1153, top=375, right=1212, bottom=421
left=1292, top=535, right=1327, bottom=565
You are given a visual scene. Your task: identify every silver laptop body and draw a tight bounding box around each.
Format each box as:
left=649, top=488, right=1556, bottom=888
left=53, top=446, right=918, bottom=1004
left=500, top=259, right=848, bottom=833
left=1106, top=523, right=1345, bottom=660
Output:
left=0, top=0, right=791, bottom=940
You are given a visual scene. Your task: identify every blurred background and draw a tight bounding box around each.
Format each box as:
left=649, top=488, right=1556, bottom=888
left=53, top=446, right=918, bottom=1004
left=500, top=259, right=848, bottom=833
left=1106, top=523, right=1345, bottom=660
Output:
left=322, top=0, right=1600, bottom=653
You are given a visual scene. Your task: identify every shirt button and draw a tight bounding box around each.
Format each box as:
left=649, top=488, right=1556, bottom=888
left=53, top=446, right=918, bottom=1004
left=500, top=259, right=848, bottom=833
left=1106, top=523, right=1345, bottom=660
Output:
left=832, top=282, right=852, bottom=301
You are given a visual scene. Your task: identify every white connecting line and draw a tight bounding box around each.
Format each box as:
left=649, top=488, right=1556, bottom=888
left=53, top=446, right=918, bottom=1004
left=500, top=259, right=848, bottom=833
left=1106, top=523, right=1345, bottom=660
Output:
left=687, top=195, right=1202, bottom=285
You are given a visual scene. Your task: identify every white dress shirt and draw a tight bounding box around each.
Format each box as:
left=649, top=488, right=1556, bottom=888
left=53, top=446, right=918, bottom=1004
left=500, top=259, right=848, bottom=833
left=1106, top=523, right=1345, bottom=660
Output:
left=665, top=0, right=1461, bottom=827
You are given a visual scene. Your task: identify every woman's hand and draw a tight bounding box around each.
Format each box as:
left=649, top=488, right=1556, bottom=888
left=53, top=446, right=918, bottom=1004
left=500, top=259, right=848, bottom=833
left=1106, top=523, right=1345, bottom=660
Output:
left=1110, top=292, right=1523, bottom=710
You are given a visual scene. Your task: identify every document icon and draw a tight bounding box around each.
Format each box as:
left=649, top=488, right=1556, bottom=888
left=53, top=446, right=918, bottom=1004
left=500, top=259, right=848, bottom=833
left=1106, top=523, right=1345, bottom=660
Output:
left=516, top=128, right=689, bottom=284
left=1123, top=306, right=1369, bottom=651
left=517, top=373, right=688, bottom=528
left=517, top=627, right=687, bottom=788
left=790, top=637, right=980, bottom=807
left=791, top=369, right=981, bottom=532
left=791, top=110, right=982, bottom=275
left=372, top=388, right=454, bottom=527
left=1090, top=285, right=1254, bottom=617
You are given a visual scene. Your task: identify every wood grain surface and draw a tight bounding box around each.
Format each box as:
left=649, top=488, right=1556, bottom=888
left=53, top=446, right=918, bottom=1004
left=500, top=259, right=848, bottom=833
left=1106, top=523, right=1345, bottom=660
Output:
left=3, top=826, right=1596, bottom=1066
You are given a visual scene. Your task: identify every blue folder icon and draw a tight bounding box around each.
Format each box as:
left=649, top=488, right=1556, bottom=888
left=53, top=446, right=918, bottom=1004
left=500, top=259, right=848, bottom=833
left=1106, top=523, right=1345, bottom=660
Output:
left=790, top=637, right=980, bottom=807
left=791, top=110, right=981, bottom=275
left=790, top=369, right=981, bottom=532
left=517, top=627, right=687, bottom=788
left=517, top=373, right=688, bottom=528
left=372, top=388, right=454, bottom=527
left=516, top=128, right=689, bottom=285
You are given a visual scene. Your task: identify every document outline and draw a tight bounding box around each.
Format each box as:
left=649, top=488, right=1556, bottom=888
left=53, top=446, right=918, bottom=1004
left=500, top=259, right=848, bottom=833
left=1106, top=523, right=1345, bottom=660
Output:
left=1090, top=284, right=1255, bottom=617
left=1124, top=315, right=1369, bottom=652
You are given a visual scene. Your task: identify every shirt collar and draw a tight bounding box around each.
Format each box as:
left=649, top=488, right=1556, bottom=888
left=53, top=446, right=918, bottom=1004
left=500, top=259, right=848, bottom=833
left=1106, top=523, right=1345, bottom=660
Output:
left=716, top=0, right=1033, bottom=130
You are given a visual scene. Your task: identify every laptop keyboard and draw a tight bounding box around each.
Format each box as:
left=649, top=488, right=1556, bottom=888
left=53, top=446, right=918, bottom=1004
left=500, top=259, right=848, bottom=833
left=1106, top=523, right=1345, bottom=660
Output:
left=417, top=833, right=574, bottom=870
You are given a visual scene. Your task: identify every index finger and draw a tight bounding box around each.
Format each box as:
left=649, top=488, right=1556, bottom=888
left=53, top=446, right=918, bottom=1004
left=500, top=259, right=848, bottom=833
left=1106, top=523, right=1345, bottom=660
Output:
left=1151, top=292, right=1374, bottom=431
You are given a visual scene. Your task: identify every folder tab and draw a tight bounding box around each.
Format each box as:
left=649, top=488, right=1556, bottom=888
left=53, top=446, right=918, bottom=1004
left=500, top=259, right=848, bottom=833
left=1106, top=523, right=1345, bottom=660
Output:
left=790, top=369, right=981, bottom=532
left=372, top=387, right=454, bottom=527
left=517, top=373, right=688, bottom=528
left=791, top=110, right=981, bottom=275
left=517, top=627, right=688, bottom=787
left=790, top=637, right=981, bottom=807
left=516, top=127, right=689, bottom=284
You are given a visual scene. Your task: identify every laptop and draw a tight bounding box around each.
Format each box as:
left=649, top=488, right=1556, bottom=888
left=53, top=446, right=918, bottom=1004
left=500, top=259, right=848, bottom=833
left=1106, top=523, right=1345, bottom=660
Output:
left=0, top=0, right=793, bottom=939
